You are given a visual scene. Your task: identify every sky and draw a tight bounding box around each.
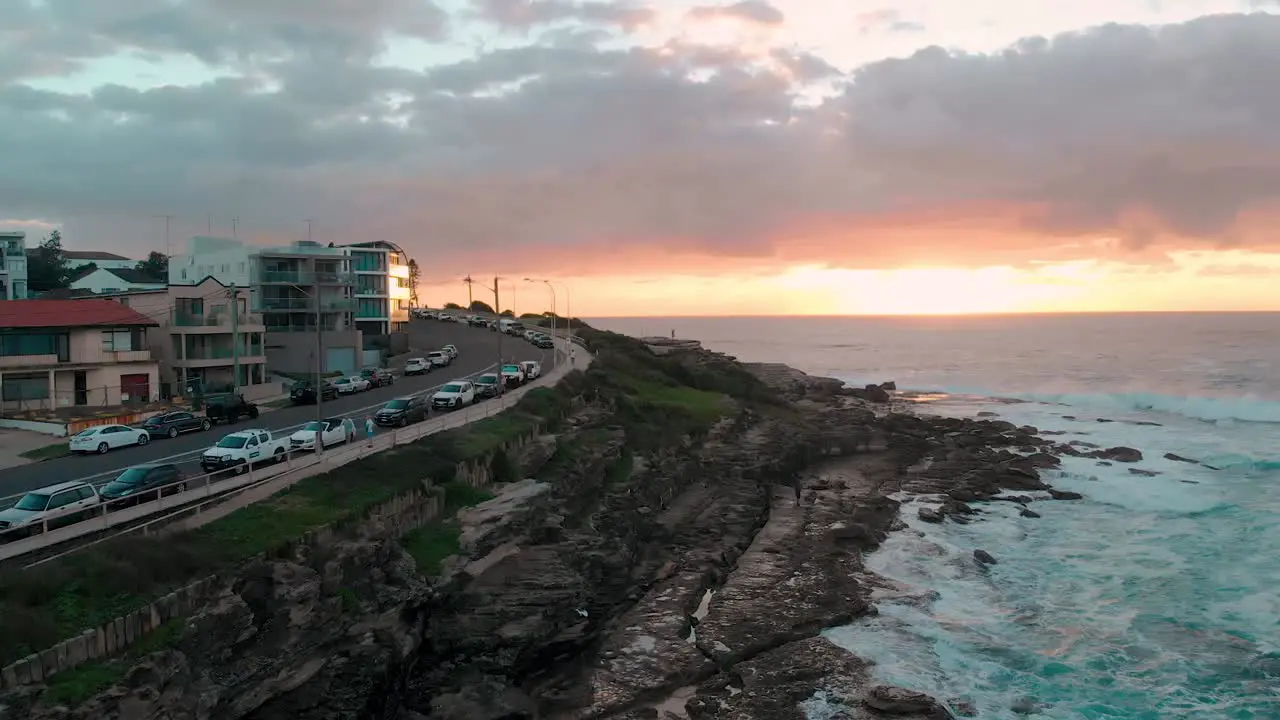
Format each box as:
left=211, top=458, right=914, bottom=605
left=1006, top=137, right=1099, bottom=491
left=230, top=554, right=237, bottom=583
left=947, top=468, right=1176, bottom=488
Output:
left=2, top=0, right=1279, bottom=316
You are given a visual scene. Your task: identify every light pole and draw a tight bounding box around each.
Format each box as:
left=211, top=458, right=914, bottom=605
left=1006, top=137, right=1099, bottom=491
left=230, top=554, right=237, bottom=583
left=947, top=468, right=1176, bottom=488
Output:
left=277, top=281, right=326, bottom=452
left=524, top=278, right=557, bottom=362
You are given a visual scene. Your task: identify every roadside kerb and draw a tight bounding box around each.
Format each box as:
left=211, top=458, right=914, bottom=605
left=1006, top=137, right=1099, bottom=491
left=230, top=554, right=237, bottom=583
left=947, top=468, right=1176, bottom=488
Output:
left=2, top=350, right=582, bottom=565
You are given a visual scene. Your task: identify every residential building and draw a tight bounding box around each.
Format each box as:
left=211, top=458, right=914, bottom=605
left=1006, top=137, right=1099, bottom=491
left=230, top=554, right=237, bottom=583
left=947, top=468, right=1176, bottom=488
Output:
left=69, top=267, right=166, bottom=294
left=0, top=299, right=160, bottom=412
left=169, top=236, right=361, bottom=375
left=103, top=279, right=276, bottom=400
left=62, top=250, right=136, bottom=270
left=0, top=232, right=28, bottom=300
left=346, top=241, right=412, bottom=336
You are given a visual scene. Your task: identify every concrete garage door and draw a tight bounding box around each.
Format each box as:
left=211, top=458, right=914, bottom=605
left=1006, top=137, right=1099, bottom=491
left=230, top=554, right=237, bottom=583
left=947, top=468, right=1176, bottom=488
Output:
left=325, top=347, right=357, bottom=375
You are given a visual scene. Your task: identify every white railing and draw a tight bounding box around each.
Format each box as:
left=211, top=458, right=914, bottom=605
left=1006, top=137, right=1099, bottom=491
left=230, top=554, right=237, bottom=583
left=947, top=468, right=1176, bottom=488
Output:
left=0, top=345, right=588, bottom=564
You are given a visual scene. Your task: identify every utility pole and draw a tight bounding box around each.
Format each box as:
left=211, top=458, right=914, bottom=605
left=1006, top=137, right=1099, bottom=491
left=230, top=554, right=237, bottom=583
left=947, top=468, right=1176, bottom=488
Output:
left=230, top=284, right=240, bottom=395
left=463, top=275, right=475, bottom=309
left=489, top=276, right=505, bottom=395
left=314, top=288, right=324, bottom=452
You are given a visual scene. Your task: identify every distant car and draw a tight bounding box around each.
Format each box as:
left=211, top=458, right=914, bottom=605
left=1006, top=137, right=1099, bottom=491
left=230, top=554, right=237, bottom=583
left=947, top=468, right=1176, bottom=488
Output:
left=500, top=363, right=526, bottom=387
left=432, top=380, right=476, bottom=410
left=520, top=361, right=542, bottom=380
left=142, top=411, right=212, bottom=439
left=534, top=337, right=555, bottom=349
left=442, top=344, right=459, bottom=359
left=332, top=376, right=370, bottom=394
left=474, top=373, right=502, bottom=398
left=375, top=396, right=430, bottom=427
left=0, top=481, right=101, bottom=539
left=99, top=464, right=186, bottom=507
left=289, top=418, right=356, bottom=451
left=204, top=393, right=260, bottom=424
left=427, top=351, right=451, bottom=367
left=453, top=315, right=469, bottom=324
left=68, top=424, right=149, bottom=454
left=404, top=357, right=431, bottom=376
left=469, top=316, right=488, bottom=328
left=290, top=379, right=338, bottom=405
left=361, top=368, right=395, bottom=388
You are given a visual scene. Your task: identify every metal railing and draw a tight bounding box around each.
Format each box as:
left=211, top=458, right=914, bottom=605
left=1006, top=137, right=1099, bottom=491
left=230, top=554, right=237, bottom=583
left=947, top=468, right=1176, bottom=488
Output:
left=0, top=339, right=586, bottom=563
left=259, top=271, right=353, bottom=285
left=258, top=298, right=353, bottom=312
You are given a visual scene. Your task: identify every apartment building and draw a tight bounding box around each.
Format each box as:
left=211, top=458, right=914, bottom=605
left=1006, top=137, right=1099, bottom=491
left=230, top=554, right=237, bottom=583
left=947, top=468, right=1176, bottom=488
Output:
left=0, top=232, right=28, bottom=300
left=0, top=299, right=160, bottom=412
left=106, top=280, right=275, bottom=400
left=69, top=267, right=166, bottom=294
left=346, top=241, right=412, bottom=336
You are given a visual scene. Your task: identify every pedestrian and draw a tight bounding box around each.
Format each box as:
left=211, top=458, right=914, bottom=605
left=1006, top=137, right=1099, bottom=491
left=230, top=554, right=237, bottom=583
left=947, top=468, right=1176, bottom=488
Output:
left=365, top=415, right=375, bottom=447
left=792, top=475, right=803, bottom=506
left=570, top=347, right=576, bottom=367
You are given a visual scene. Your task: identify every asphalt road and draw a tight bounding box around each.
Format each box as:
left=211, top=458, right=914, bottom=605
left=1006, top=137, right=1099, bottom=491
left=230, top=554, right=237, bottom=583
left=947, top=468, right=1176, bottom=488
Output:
left=0, top=320, right=554, bottom=501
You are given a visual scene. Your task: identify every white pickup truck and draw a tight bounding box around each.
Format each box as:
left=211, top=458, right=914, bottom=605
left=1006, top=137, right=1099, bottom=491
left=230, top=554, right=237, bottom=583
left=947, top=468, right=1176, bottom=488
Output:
left=201, top=428, right=290, bottom=474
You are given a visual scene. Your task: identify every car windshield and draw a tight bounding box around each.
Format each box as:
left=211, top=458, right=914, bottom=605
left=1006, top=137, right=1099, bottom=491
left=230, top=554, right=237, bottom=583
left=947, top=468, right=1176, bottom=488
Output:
left=111, top=467, right=151, bottom=486
left=477, top=375, right=497, bottom=385
left=215, top=436, right=248, bottom=449
left=385, top=399, right=409, bottom=410
left=302, top=421, right=326, bottom=432
left=429, top=352, right=444, bottom=358
left=440, top=384, right=463, bottom=393
left=333, top=378, right=349, bottom=384
left=502, top=365, right=520, bottom=372
left=408, top=359, right=424, bottom=364
left=14, top=493, right=50, bottom=511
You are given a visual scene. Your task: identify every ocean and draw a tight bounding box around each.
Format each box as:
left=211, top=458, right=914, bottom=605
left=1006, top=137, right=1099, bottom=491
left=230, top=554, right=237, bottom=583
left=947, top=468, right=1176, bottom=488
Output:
left=592, top=314, right=1280, bottom=719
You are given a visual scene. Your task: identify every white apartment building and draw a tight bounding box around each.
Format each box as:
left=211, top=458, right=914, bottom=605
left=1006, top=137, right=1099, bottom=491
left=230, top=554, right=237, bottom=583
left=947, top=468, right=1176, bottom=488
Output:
left=346, top=241, right=412, bottom=336
left=62, top=250, right=136, bottom=270
left=0, top=232, right=28, bottom=300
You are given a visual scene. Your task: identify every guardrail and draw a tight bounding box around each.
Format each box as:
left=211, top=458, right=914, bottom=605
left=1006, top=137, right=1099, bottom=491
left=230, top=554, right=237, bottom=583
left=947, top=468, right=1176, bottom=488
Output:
left=0, top=355, right=580, bottom=564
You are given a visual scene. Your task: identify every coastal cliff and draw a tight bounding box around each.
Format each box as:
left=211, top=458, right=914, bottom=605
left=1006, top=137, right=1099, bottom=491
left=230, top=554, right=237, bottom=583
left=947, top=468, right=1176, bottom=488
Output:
left=4, top=328, right=1092, bottom=720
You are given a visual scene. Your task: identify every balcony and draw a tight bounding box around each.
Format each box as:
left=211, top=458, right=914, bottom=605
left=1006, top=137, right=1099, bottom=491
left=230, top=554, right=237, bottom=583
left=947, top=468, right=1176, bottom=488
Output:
left=0, top=354, right=58, bottom=369
left=174, top=311, right=265, bottom=330
left=259, top=270, right=353, bottom=285
left=101, top=350, right=152, bottom=364
left=176, top=346, right=266, bottom=368
left=258, top=298, right=313, bottom=311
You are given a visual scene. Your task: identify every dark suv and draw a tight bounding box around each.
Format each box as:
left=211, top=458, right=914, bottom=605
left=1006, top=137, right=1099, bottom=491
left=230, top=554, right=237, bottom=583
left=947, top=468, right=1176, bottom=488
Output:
left=142, top=411, right=212, bottom=438
left=291, top=380, right=338, bottom=405
left=99, top=464, right=186, bottom=507
left=204, top=393, right=260, bottom=424
left=374, top=395, right=429, bottom=427
left=361, top=368, right=395, bottom=388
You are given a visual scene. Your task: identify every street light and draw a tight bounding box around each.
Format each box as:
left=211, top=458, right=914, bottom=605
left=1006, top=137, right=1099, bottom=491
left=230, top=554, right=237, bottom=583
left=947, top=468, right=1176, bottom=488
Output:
left=524, top=278, right=557, bottom=362
left=524, top=278, right=572, bottom=362
left=275, top=281, right=327, bottom=453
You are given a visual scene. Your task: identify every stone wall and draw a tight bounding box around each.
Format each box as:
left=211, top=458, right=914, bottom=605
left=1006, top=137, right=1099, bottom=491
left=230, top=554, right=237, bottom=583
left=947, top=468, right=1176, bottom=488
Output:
left=0, top=432, right=532, bottom=692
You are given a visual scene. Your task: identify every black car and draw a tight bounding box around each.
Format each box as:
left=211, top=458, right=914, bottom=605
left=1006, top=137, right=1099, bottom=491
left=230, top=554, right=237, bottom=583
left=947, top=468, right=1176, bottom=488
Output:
left=204, top=393, right=260, bottom=423
left=474, top=373, right=502, bottom=399
left=142, top=411, right=211, bottom=439
left=99, top=464, right=186, bottom=507
left=291, top=380, right=338, bottom=405
left=361, top=368, right=395, bottom=388
left=374, top=395, right=430, bottom=427
left=534, top=337, right=555, bottom=349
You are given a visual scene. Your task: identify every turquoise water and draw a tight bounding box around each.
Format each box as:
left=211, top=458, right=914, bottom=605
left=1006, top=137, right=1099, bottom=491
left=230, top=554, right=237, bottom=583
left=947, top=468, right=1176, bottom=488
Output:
left=593, top=314, right=1280, bottom=719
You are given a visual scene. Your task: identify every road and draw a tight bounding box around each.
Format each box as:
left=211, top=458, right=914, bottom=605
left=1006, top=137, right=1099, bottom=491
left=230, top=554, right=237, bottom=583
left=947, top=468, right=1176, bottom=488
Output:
left=0, top=320, right=554, bottom=501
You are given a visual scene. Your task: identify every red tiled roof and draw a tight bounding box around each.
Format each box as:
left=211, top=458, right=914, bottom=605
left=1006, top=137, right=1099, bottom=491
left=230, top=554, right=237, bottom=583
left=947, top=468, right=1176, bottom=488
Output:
left=0, top=299, right=159, bottom=329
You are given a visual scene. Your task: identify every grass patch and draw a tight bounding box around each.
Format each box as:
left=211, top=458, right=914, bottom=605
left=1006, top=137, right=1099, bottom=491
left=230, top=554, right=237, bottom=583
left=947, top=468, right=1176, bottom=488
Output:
left=401, top=481, right=494, bottom=575
left=18, top=442, right=69, bottom=462
left=41, top=620, right=182, bottom=707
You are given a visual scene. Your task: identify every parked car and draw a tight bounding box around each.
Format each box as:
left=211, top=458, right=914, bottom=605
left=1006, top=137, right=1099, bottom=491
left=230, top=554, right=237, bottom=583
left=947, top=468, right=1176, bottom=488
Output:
left=442, top=344, right=459, bottom=359
left=99, top=464, right=186, bottom=507
left=500, top=363, right=527, bottom=387
left=0, top=481, right=101, bottom=539
left=469, top=316, right=488, bottom=328
left=68, top=424, right=149, bottom=454
left=361, top=368, right=395, bottom=388
left=289, top=418, right=356, bottom=451
left=427, top=351, right=451, bottom=368
left=404, top=357, right=431, bottom=376
left=474, top=373, right=502, bottom=398
left=142, top=411, right=212, bottom=439
left=201, top=429, right=289, bottom=474
left=534, top=336, right=555, bottom=349
left=332, top=376, right=370, bottom=394
left=290, top=379, right=338, bottom=405
left=520, top=361, right=542, bottom=380
left=204, top=393, right=260, bottom=424
left=432, top=380, right=476, bottom=410
left=375, top=396, right=430, bottom=427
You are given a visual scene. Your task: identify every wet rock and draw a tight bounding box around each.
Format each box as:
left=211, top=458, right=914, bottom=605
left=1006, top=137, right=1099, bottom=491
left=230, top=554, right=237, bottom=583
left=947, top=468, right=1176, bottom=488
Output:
left=918, top=507, right=945, bottom=523
left=1025, top=452, right=1060, bottom=468
left=973, top=549, right=998, bottom=566
left=1048, top=489, right=1084, bottom=501
left=1019, top=507, right=1042, bottom=519
left=865, top=684, right=948, bottom=715
left=1128, top=468, right=1160, bottom=477
left=1164, top=452, right=1200, bottom=465
left=1088, top=446, right=1143, bottom=462
left=1095, top=418, right=1114, bottom=423
left=1011, top=696, right=1040, bottom=714
left=948, top=696, right=978, bottom=716
left=976, top=411, right=999, bottom=417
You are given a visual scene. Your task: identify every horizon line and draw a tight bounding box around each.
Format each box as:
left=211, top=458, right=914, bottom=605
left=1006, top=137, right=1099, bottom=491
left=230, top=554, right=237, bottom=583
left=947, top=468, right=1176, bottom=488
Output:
left=585, top=309, right=1280, bottom=319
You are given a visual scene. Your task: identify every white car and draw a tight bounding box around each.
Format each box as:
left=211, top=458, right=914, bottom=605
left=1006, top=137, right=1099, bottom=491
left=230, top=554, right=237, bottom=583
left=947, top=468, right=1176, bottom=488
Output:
left=404, top=357, right=430, bottom=376
left=0, top=481, right=101, bottom=539
left=427, top=351, right=451, bottom=367
left=200, top=429, right=290, bottom=474
left=500, top=363, right=526, bottom=387
left=432, top=380, right=476, bottom=410
left=289, top=418, right=356, bottom=451
left=332, top=376, right=370, bottom=394
left=68, top=424, right=150, bottom=454
left=442, top=344, right=459, bottom=359
left=520, top=361, right=542, bottom=380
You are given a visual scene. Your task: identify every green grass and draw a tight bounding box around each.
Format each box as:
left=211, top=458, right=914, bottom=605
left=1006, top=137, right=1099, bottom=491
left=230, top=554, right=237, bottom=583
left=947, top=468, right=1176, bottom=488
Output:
left=401, top=481, right=495, bottom=575
left=19, top=442, right=70, bottom=462
left=41, top=620, right=182, bottom=707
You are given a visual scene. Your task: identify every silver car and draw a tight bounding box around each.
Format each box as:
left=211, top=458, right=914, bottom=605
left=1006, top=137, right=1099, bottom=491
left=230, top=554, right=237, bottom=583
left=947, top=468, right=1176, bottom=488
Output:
left=0, top=481, right=101, bottom=540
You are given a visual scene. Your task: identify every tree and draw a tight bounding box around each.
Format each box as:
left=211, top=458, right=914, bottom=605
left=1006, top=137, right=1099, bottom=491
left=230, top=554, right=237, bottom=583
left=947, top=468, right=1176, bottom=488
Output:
left=27, top=231, right=70, bottom=292
left=500, top=308, right=514, bottom=317
left=135, top=251, right=169, bottom=277
left=444, top=302, right=463, bottom=309
left=407, top=258, right=420, bottom=307
left=470, top=300, right=495, bottom=314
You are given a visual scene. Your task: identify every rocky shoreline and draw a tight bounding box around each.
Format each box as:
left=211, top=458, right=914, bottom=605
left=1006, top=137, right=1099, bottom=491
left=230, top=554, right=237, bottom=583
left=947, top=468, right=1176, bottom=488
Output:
left=5, top=344, right=1132, bottom=720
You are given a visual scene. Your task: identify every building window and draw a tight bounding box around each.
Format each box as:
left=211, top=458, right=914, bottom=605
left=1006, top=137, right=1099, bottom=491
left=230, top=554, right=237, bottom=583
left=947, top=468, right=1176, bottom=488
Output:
left=0, top=372, right=50, bottom=400
left=0, top=331, right=68, bottom=359
left=102, top=329, right=135, bottom=351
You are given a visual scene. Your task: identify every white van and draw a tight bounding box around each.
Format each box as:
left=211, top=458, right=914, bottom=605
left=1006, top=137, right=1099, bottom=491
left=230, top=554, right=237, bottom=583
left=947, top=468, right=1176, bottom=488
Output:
left=499, top=319, right=525, bottom=335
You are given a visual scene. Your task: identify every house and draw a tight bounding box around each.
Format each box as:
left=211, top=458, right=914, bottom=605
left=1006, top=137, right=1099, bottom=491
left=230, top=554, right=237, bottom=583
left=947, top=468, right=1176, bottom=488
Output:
left=0, top=232, right=28, bottom=300
left=68, top=267, right=166, bottom=294
left=0, top=299, right=161, bottom=412
left=106, top=278, right=277, bottom=400
left=62, top=250, right=136, bottom=270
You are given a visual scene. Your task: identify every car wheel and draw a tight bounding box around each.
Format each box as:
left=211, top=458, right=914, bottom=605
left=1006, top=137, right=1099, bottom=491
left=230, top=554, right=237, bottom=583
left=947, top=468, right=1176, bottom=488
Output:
left=200, top=419, right=211, bottom=431
left=235, top=462, right=248, bottom=475
left=249, top=407, right=260, bottom=419
left=137, top=433, right=149, bottom=446
left=97, top=442, right=109, bottom=454
left=168, top=427, right=179, bottom=438
left=273, top=448, right=286, bottom=463
left=399, top=417, right=407, bottom=427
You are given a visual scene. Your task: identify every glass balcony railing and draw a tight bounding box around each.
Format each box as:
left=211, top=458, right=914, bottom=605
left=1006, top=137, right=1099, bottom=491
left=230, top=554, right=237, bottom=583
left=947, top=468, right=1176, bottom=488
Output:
left=259, top=270, right=353, bottom=285
left=185, top=346, right=264, bottom=360
left=174, top=311, right=263, bottom=327
left=259, top=270, right=304, bottom=284
left=258, top=298, right=313, bottom=311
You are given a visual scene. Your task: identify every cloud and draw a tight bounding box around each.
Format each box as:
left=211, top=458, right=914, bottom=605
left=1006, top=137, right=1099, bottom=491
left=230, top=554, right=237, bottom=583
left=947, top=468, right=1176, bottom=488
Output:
left=471, top=0, right=654, bottom=31
left=855, top=9, right=925, bottom=34
left=687, top=1, right=786, bottom=26
left=2, top=7, right=1280, bottom=279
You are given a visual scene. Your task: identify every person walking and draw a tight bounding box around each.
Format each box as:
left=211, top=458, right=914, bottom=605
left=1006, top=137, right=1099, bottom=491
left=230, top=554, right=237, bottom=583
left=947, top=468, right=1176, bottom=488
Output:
left=365, top=415, right=375, bottom=447
left=570, top=347, right=576, bottom=367
left=792, top=474, right=803, bottom=507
